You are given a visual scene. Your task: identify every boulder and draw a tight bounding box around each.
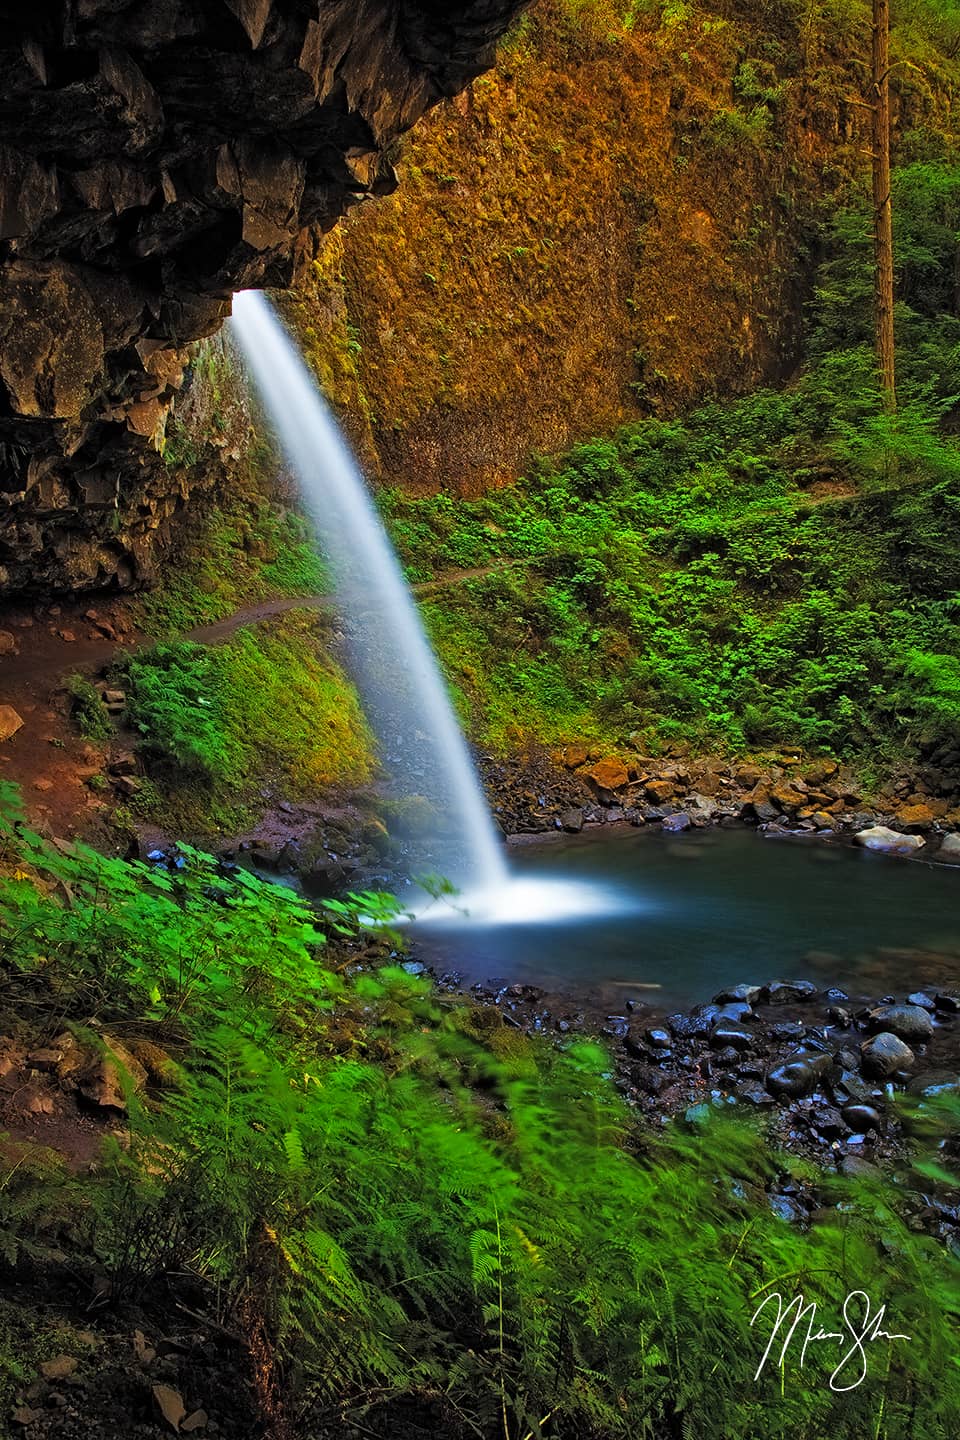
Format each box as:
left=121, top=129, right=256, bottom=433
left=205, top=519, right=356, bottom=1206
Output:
left=766, top=1060, right=819, bottom=1099
left=865, top=1004, right=933, bottom=1045
left=644, top=778, right=674, bottom=804
left=897, top=802, right=935, bottom=830
left=763, top=980, right=818, bottom=1004
left=860, top=1032, right=914, bottom=1079
left=586, top=758, right=628, bottom=792
left=937, top=833, right=960, bottom=863
left=854, top=825, right=925, bottom=856
left=714, top=983, right=762, bottom=1005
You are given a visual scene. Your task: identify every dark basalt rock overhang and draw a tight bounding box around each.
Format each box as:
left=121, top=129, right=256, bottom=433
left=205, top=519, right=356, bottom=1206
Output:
left=0, top=0, right=528, bottom=595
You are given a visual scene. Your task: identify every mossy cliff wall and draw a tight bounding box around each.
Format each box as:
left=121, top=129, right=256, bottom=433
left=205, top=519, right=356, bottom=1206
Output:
left=294, top=0, right=960, bottom=494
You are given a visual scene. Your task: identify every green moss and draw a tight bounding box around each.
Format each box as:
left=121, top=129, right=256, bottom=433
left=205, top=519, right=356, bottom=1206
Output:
left=123, top=611, right=372, bottom=830
left=65, top=674, right=113, bottom=742
left=382, top=161, right=960, bottom=773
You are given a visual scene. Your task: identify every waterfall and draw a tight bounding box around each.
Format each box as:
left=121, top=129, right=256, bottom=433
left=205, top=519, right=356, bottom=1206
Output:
left=229, top=289, right=509, bottom=898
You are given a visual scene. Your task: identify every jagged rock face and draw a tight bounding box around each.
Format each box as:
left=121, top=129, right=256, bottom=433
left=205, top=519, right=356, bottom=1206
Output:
left=0, top=0, right=527, bottom=595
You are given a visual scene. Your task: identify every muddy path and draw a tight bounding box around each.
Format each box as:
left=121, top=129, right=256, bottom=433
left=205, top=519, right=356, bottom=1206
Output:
left=0, top=561, right=519, bottom=839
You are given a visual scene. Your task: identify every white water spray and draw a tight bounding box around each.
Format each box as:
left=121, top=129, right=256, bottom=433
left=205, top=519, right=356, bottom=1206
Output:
left=230, top=289, right=508, bottom=896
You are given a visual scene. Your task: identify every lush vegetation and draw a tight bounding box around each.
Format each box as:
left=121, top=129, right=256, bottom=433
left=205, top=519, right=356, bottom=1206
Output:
left=120, top=611, right=371, bottom=829
left=1, top=783, right=958, bottom=1437
left=382, top=162, right=960, bottom=769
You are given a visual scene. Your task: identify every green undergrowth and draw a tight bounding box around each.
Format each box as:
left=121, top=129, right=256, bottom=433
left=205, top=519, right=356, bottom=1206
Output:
left=137, top=491, right=327, bottom=639
left=382, top=161, right=960, bottom=767
left=119, top=610, right=372, bottom=831
left=0, top=783, right=957, bottom=1437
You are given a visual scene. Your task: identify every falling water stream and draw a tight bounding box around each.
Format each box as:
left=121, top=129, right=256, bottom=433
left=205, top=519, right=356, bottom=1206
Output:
left=230, top=290, right=617, bottom=924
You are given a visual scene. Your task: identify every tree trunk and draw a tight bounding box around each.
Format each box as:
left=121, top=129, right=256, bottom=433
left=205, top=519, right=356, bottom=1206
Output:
left=872, top=0, right=896, bottom=413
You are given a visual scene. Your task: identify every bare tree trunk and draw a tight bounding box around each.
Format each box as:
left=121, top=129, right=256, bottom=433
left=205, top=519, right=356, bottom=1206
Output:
left=872, top=0, right=896, bottom=413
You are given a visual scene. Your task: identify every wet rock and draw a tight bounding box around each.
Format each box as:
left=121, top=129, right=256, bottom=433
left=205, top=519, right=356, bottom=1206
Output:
left=661, top=812, right=691, bottom=833
left=770, top=1021, right=805, bottom=1041
left=854, top=825, right=925, bottom=856
left=644, top=1026, right=673, bottom=1050
left=714, top=983, right=762, bottom=1004
left=906, top=991, right=937, bottom=1011
left=766, top=1059, right=820, bottom=1099
left=860, top=1031, right=915, bottom=1078
left=842, top=1103, right=883, bottom=1133
left=710, top=1024, right=754, bottom=1051
left=831, top=1069, right=877, bottom=1105
left=763, top=980, right=818, bottom=1003
left=825, top=987, right=850, bottom=1003
left=809, top=1104, right=847, bottom=1139
left=559, top=807, right=584, bottom=833
left=736, top=1081, right=776, bottom=1107
left=752, top=799, right=780, bottom=823
left=827, top=1006, right=852, bottom=1027
left=866, top=1004, right=934, bottom=1044
left=644, top=778, right=674, bottom=804
left=768, top=1193, right=805, bottom=1223
left=897, top=802, right=935, bottom=830
left=936, top=833, right=960, bottom=863
left=715, top=1001, right=753, bottom=1023
left=935, top=990, right=960, bottom=1012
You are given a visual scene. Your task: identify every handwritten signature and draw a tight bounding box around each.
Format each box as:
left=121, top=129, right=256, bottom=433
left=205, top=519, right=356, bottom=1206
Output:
left=750, top=1290, right=911, bottom=1391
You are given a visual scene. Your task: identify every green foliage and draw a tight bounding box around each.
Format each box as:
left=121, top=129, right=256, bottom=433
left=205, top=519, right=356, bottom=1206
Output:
left=65, top=673, right=113, bottom=742
left=0, top=782, right=958, bottom=1436
left=384, top=158, right=960, bottom=767
left=138, top=497, right=327, bottom=639
left=123, top=612, right=372, bottom=823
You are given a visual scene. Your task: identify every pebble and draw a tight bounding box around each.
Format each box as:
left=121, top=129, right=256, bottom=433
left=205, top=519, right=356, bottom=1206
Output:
left=842, top=1103, right=883, bottom=1133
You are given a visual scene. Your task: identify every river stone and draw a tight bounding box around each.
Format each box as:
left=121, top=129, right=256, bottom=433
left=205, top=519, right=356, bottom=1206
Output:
left=736, top=1081, right=776, bottom=1107
left=0, top=705, right=24, bottom=742
left=714, top=984, right=762, bottom=1005
left=842, top=1103, right=883, bottom=1133
left=854, top=825, right=925, bottom=856
left=661, top=811, right=691, bottom=833
left=906, top=991, right=937, bottom=1011
left=860, top=1032, right=915, bottom=1078
left=644, top=1026, right=672, bottom=1050
left=715, top=1001, right=753, bottom=1023
left=766, top=1060, right=820, bottom=1099
left=936, top=833, right=960, bottom=863
left=935, top=990, right=960, bottom=1012
left=830, top=1069, right=876, bottom=1105
left=866, top=1004, right=934, bottom=1044
left=770, top=1020, right=805, bottom=1041
left=763, top=980, right=818, bottom=1004
left=809, top=1104, right=847, bottom=1138
left=559, top=807, right=583, bottom=833
left=710, top=1024, right=754, bottom=1051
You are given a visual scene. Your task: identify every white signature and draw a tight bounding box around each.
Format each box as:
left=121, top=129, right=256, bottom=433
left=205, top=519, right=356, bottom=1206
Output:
left=750, top=1290, right=911, bottom=1391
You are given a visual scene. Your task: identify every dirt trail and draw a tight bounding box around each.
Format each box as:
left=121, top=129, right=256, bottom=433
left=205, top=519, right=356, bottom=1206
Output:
left=0, top=560, right=519, bottom=839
